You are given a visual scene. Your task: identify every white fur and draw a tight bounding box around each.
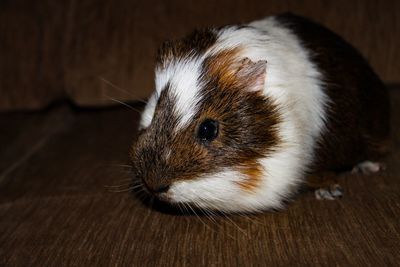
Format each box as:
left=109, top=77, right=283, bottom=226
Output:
left=139, top=93, right=157, bottom=129
left=141, top=16, right=328, bottom=212
left=169, top=168, right=272, bottom=212
left=159, top=59, right=204, bottom=130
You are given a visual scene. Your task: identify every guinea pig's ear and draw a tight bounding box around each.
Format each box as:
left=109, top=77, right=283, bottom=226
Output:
left=236, top=58, right=267, bottom=92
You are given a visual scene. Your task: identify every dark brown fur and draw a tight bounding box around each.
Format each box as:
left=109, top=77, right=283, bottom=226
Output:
left=276, top=13, right=391, bottom=173
left=156, top=28, right=218, bottom=68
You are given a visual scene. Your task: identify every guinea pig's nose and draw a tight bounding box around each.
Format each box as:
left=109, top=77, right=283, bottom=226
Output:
left=153, top=185, right=170, bottom=194
left=141, top=179, right=170, bottom=194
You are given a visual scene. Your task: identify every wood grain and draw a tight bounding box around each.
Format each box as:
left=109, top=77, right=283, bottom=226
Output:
left=0, top=87, right=399, bottom=266
left=0, top=0, right=399, bottom=110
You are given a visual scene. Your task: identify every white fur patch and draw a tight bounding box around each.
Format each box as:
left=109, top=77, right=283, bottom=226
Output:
left=155, top=59, right=204, bottom=130
left=168, top=169, right=267, bottom=212
left=140, top=59, right=204, bottom=130
left=139, top=93, right=157, bottom=129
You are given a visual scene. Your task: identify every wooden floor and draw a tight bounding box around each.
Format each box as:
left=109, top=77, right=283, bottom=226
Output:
left=1, top=89, right=399, bottom=266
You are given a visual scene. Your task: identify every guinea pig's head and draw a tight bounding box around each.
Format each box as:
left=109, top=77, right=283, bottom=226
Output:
left=130, top=29, right=282, bottom=213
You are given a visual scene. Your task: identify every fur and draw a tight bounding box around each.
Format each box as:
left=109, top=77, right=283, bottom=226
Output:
left=132, top=14, right=389, bottom=213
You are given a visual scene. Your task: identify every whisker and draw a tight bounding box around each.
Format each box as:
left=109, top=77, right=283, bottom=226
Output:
left=104, top=184, right=132, bottom=189
left=134, top=189, right=148, bottom=202
left=195, top=195, right=247, bottom=237
left=184, top=203, right=214, bottom=233
left=105, top=95, right=143, bottom=113
left=107, top=187, right=134, bottom=193
left=108, top=164, right=132, bottom=169
left=114, top=178, right=134, bottom=183
left=105, top=177, right=133, bottom=183
left=98, top=76, right=148, bottom=105
left=181, top=202, right=190, bottom=215
left=220, top=210, right=248, bottom=236
left=105, top=183, right=142, bottom=190
left=103, top=178, right=138, bottom=186
left=106, top=164, right=132, bottom=169
left=177, top=203, right=186, bottom=215
left=104, top=179, right=144, bottom=193
left=200, top=206, right=219, bottom=225
left=207, top=208, right=238, bottom=240
left=239, top=212, right=264, bottom=226
left=190, top=202, right=241, bottom=240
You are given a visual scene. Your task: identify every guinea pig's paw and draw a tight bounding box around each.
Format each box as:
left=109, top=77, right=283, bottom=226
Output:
left=351, top=161, right=386, bottom=175
left=314, top=184, right=343, bottom=200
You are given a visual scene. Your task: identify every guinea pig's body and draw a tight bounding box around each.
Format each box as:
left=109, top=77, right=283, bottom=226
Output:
left=131, top=13, right=390, bottom=213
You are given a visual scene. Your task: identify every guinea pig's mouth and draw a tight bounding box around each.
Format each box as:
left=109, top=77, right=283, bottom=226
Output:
left=132, top=179, right=192, bottom=215
left=155, top=192, right=172, bottom=202
left=139, top=179, right=173, bottom=202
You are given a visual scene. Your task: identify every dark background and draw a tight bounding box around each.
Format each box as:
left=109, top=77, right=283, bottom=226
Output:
left=0, top=0, right=399, bottom=111
left=1, top=1, right=400, bottom=266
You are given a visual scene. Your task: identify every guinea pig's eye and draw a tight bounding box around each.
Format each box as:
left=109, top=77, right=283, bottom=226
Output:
left=197, top=119, right=219, bottom=142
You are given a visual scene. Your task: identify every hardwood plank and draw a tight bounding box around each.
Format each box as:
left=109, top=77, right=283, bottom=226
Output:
left=0, top=90, right=399, bottom=266
left=0, top=105, right=74, bottom=185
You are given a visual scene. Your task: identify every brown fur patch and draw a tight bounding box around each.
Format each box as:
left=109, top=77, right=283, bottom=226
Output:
left=203, top=47, right=243, bottom=88
left=202, top=48, right=267, bottom=93
left=235, top=162, right=264, bottom=192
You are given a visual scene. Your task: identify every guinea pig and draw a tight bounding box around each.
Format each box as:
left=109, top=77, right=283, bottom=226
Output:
left=130, top=13, right=390, bottom=213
